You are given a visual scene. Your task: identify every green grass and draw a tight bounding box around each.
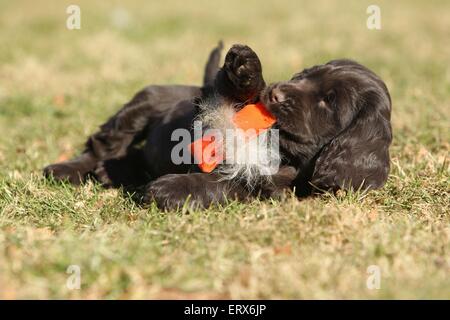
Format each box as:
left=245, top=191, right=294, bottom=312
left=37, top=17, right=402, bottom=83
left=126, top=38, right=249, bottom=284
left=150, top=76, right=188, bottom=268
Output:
left=0, top=0, right=449, bottom=299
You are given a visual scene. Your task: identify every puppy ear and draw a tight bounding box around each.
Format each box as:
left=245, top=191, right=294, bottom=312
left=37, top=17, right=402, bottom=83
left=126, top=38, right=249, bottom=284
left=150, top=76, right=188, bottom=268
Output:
left=311, top=89, right=392, bottom=192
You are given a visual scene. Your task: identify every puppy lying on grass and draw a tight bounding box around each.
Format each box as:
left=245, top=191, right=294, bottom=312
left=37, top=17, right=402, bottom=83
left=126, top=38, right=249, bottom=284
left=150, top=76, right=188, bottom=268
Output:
left=44, top=42, right=392, bottom=209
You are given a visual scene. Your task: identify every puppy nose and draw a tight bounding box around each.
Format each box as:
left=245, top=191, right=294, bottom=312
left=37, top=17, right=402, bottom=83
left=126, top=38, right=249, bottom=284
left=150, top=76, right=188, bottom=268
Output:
left=269, top=86, right=286, bottom=103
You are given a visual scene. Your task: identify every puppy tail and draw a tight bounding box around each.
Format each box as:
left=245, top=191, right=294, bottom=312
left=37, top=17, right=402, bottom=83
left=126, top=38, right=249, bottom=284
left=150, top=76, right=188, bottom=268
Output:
left=203, top=40, right=223, bottom=87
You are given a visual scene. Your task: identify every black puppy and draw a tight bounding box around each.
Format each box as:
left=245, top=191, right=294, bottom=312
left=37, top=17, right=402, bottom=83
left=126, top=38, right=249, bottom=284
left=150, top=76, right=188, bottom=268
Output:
left=44, top=43, right=392, bottom=209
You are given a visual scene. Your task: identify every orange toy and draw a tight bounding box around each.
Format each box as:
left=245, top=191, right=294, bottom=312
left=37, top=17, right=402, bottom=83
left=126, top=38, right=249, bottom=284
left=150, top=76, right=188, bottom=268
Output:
left=189, top=102, right=276, bottom=173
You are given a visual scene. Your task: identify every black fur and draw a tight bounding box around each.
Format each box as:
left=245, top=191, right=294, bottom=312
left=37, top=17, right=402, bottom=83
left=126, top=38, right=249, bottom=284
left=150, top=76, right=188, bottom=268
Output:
left=44, top=43, right=392, bottom=209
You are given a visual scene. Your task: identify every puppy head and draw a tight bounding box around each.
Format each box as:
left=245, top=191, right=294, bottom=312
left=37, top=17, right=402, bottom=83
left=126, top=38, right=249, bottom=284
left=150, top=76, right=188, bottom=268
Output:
left=261, top=59, right=392, bottom=191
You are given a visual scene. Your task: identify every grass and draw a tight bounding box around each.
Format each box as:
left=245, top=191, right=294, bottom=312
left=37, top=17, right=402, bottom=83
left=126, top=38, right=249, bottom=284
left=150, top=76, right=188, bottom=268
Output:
left=0, top=0, right=449, bottom=299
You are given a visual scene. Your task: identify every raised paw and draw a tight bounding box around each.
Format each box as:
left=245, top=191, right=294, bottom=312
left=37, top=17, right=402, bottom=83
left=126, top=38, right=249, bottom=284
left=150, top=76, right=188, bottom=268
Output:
left=218, top=44, right=265, bottom=101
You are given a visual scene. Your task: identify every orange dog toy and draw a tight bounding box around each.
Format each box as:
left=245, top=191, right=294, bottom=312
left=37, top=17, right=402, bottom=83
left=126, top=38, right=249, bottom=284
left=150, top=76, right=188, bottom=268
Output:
left=189, top=102, right=276, bottom=172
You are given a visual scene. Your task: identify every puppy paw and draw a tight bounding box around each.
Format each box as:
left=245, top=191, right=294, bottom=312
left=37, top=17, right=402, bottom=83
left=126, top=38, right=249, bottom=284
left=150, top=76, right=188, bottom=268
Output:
left=143, top=175, right=201, bottom=211
left=223, top=44, right=264, bottom=92
left=43, top=162, right=84, bottom=185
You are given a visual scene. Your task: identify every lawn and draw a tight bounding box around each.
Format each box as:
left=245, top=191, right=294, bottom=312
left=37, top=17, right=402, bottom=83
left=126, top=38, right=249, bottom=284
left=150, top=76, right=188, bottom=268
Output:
left=0, top=0, right=448, bottom=299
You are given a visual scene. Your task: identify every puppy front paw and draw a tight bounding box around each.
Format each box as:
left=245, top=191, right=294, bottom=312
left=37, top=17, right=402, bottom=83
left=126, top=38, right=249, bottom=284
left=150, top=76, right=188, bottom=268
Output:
left=143, top=174, right=201, bottom=211
left=144, top=174, right=189, bottom=210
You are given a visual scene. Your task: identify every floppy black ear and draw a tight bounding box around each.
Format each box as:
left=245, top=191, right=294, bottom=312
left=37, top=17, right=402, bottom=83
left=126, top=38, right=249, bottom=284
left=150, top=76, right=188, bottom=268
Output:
left=311, top=85, right=392, bottom=192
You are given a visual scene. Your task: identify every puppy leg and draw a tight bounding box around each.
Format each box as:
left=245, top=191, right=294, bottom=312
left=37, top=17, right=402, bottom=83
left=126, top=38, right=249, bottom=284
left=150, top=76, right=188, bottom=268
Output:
left=215, top=44, right=266, bottom=103
left=144, top=172, right=250, bottom=210
left=44, top=92, right=163, bottom=185
left=144, top=166, right=298, bottom=210
left=93, top=147, right=150, bottom=188
left=43, top=152, right=98, bottom=185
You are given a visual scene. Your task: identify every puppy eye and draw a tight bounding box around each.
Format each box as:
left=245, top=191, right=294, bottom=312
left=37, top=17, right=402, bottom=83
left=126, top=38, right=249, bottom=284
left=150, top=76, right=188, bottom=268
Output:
left=323, top=90, right=336, bottom=106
